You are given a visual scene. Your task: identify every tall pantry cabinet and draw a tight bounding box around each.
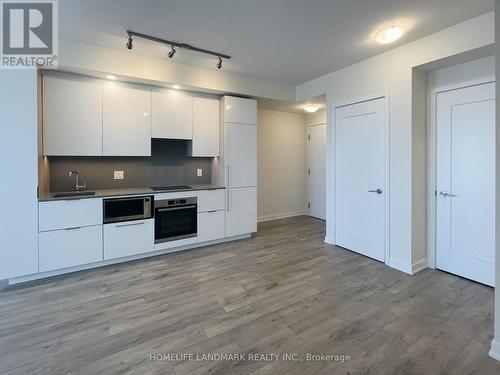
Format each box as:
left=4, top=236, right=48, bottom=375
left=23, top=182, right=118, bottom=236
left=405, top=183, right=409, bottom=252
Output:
left=220, top=96, right=258, bottom=237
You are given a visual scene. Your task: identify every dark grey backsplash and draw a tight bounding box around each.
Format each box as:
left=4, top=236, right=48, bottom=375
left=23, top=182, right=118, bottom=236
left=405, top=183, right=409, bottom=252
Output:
left=49, top=139, right=212, bottom=192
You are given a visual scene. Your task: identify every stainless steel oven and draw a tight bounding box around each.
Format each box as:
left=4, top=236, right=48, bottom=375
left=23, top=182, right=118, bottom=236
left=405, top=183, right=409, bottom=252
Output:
left=155, top=197, right=197, bottom=243
left=103, top=196, right=153, bottom=224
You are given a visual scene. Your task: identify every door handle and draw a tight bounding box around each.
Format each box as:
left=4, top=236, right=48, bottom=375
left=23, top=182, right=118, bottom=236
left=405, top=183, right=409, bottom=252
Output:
left=368, top=189, right=383, bottom=194
left=439, top=191, right=457, bottom=198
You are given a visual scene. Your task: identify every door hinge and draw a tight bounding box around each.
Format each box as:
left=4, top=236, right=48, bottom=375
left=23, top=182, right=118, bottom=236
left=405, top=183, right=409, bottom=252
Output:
left=308, top=202, right=311, bottom=209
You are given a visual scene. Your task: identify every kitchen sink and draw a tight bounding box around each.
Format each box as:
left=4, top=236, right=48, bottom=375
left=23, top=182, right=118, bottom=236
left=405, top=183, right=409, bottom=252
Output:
left=52, top=191, right=96, bottom=198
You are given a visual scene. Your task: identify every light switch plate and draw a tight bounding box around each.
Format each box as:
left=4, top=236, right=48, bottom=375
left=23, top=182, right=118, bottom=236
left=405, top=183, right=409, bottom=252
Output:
left=197, top=168, right=203, bottom=177
left=114, top=170, right=124, bottom=180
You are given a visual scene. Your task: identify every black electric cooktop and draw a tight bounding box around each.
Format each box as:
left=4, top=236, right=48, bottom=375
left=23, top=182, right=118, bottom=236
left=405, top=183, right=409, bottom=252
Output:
left=150, top=185, right=192, bottom=191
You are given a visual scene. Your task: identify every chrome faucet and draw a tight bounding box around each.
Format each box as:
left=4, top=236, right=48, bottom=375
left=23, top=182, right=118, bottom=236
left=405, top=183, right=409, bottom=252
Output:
left=68, top=171, right=86, bottom=192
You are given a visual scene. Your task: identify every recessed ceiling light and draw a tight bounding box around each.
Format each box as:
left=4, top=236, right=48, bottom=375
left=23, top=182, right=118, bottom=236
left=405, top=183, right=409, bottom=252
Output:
left=106, top=74, right=116, bottom=80
left=374, top=25, right=404, bottom=44
left=172, top=84, right=180, bottom=89
left=304, top=105, right=319, bottom=113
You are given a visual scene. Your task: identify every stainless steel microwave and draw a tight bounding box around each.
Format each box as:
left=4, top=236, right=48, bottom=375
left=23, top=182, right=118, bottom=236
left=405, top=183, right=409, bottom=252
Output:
left=103, top=196, right=153, bottom=224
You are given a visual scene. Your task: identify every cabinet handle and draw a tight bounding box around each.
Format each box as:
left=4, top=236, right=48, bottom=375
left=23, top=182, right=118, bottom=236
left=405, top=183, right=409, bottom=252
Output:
left=116, top=222, right=145, bottom=228
left=227, top=165, right=231, bottom=186
left=227, top=191, right=230, bottom=212
left=206, top=210, right=217, bottom=213
left=65, top=226, right=81, bottom=231
left=157, top=205, right=196, bottom=212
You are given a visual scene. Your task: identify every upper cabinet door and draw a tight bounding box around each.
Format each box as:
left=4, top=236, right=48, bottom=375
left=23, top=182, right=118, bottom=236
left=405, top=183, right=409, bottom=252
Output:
left=103, top=83, right=152, bottom=156
left=43, top=75, right=103, bottom=156
left=225, top=123, right=257, bottom=187
left=152, top=90, right=193, bottom=139
left=190, top=97, right=219, bottom=157
left=223, top=96, right=257, bottom=125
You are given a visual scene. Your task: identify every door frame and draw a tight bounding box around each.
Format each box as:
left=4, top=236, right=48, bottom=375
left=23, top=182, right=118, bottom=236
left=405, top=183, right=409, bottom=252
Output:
left=332, top=92, right=390, bottom=264
left=307, top=122, right=326, bottom=219
left=427, top=77, right=495, bottom=269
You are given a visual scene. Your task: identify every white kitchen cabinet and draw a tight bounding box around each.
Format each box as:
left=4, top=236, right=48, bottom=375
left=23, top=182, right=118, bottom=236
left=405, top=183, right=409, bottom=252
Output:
left=39, top=199, right=103, bottom=232
left=189, top=97, right=219, bottom=157
left=198, top=189, right=225, bottom=212
left=104, top=219, right=154, bottom=260
left=225, top=187, right=257, bottom=237
left=43, top=74, right=103, bottom=156
left=225, top=123, right=257, bottom=187
left=198, top=210, right=225, bottom=242
left=103, top=83, right=152, bottom=156
left=223, top=96, right=257, bottom=125
left=152, top=90, right=193, bottom=139
left=39, top=225, right=103, bottom=272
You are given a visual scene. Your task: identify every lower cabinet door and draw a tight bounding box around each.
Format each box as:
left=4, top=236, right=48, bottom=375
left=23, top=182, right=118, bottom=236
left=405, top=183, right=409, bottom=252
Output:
left=104, top=219, right=154, bottom=260
left=39, top=225, right=103, bottom=272
left=225, top=187, right=257, bottom=237
left=198, top=210, right=225, bottom=243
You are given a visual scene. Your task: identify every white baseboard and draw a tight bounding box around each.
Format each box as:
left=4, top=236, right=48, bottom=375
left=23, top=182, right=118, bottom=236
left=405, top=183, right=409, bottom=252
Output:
left=489, top=339, right=500, bottom=361
left=411, top=258, right=428, bottom=274
left=388, top=258, right=428, bottom=275
left=258, top=210, right=305, bottom=223
left=324, top=235, right=334, bottom=245
left=387, top=258, right=412, bottom=275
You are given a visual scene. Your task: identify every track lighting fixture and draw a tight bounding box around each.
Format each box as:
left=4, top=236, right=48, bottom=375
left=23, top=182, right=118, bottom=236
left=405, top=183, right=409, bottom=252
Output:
left=126, top=35, right=133, bottom=50
left=125, top=30, right=231, bottom=69
left=168, top=46, right=176, bottom=59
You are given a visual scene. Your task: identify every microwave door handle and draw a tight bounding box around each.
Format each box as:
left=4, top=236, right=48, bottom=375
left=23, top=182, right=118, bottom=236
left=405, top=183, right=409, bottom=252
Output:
left=157, top=205, right=197, bottom=212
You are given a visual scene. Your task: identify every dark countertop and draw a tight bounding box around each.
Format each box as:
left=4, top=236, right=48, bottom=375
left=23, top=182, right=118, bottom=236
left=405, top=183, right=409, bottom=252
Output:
left=39, top=184, right=225, bottom=202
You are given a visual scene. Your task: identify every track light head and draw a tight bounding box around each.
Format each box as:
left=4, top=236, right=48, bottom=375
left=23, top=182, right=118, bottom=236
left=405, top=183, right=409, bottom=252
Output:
left=216, top=56, right=222, bottom=69
left=168, top=45, right=176, bottom=59
left=126, top=36, right=133, bottom=50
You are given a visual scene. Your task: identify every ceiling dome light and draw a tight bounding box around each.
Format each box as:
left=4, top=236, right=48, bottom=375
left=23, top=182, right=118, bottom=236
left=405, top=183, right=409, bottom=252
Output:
left=172, top=84, right=180, bottom=89
left=304, top=105, right=319, bottom=113
left=106, top=74, right=116, bottom=80
left=375, top=25, right=404, bottom=44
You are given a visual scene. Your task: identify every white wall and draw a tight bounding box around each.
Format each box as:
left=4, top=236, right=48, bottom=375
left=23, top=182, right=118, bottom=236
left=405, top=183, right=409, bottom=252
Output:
left=59, top=41, right=295, bottom=102
left=257, top=110, right=307, bottom=221
left=296, top=12, right=494, bottom=274
left=491, top=0, right=500, bottom=362
left=0, top=70, right=39, bottom=279
left=305, top=110, right=326, bottom=126
left=428, top=55, right=495, bottom=88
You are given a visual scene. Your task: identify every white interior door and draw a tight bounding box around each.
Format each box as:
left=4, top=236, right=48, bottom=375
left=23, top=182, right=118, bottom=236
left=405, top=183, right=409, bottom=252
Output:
left=436, top=82, right=495, bottom=286
left=308, top=124, right=326, bottom=220
left=335, top=97, right=387, bottom=262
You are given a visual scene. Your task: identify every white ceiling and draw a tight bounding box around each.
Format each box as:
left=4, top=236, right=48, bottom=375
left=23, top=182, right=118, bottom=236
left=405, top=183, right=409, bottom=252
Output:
left=258, top=95, right=326, bottom=114
left=59, top=0, right=493, bottom=86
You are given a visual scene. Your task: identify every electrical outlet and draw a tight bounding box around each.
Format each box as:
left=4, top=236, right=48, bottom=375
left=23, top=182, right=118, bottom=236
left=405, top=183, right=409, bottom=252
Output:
left=114, top=170, right=124, bottom=180
left=197, top=168, right=203, bottom=177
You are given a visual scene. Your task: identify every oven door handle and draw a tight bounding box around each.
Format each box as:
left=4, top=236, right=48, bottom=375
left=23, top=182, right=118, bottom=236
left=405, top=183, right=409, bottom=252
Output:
left=157, top=205, right=197, bottom=212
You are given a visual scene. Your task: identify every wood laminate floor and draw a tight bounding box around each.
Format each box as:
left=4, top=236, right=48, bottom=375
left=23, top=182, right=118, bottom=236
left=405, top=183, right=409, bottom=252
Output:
left=1, top=216, right=499, bottom=375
